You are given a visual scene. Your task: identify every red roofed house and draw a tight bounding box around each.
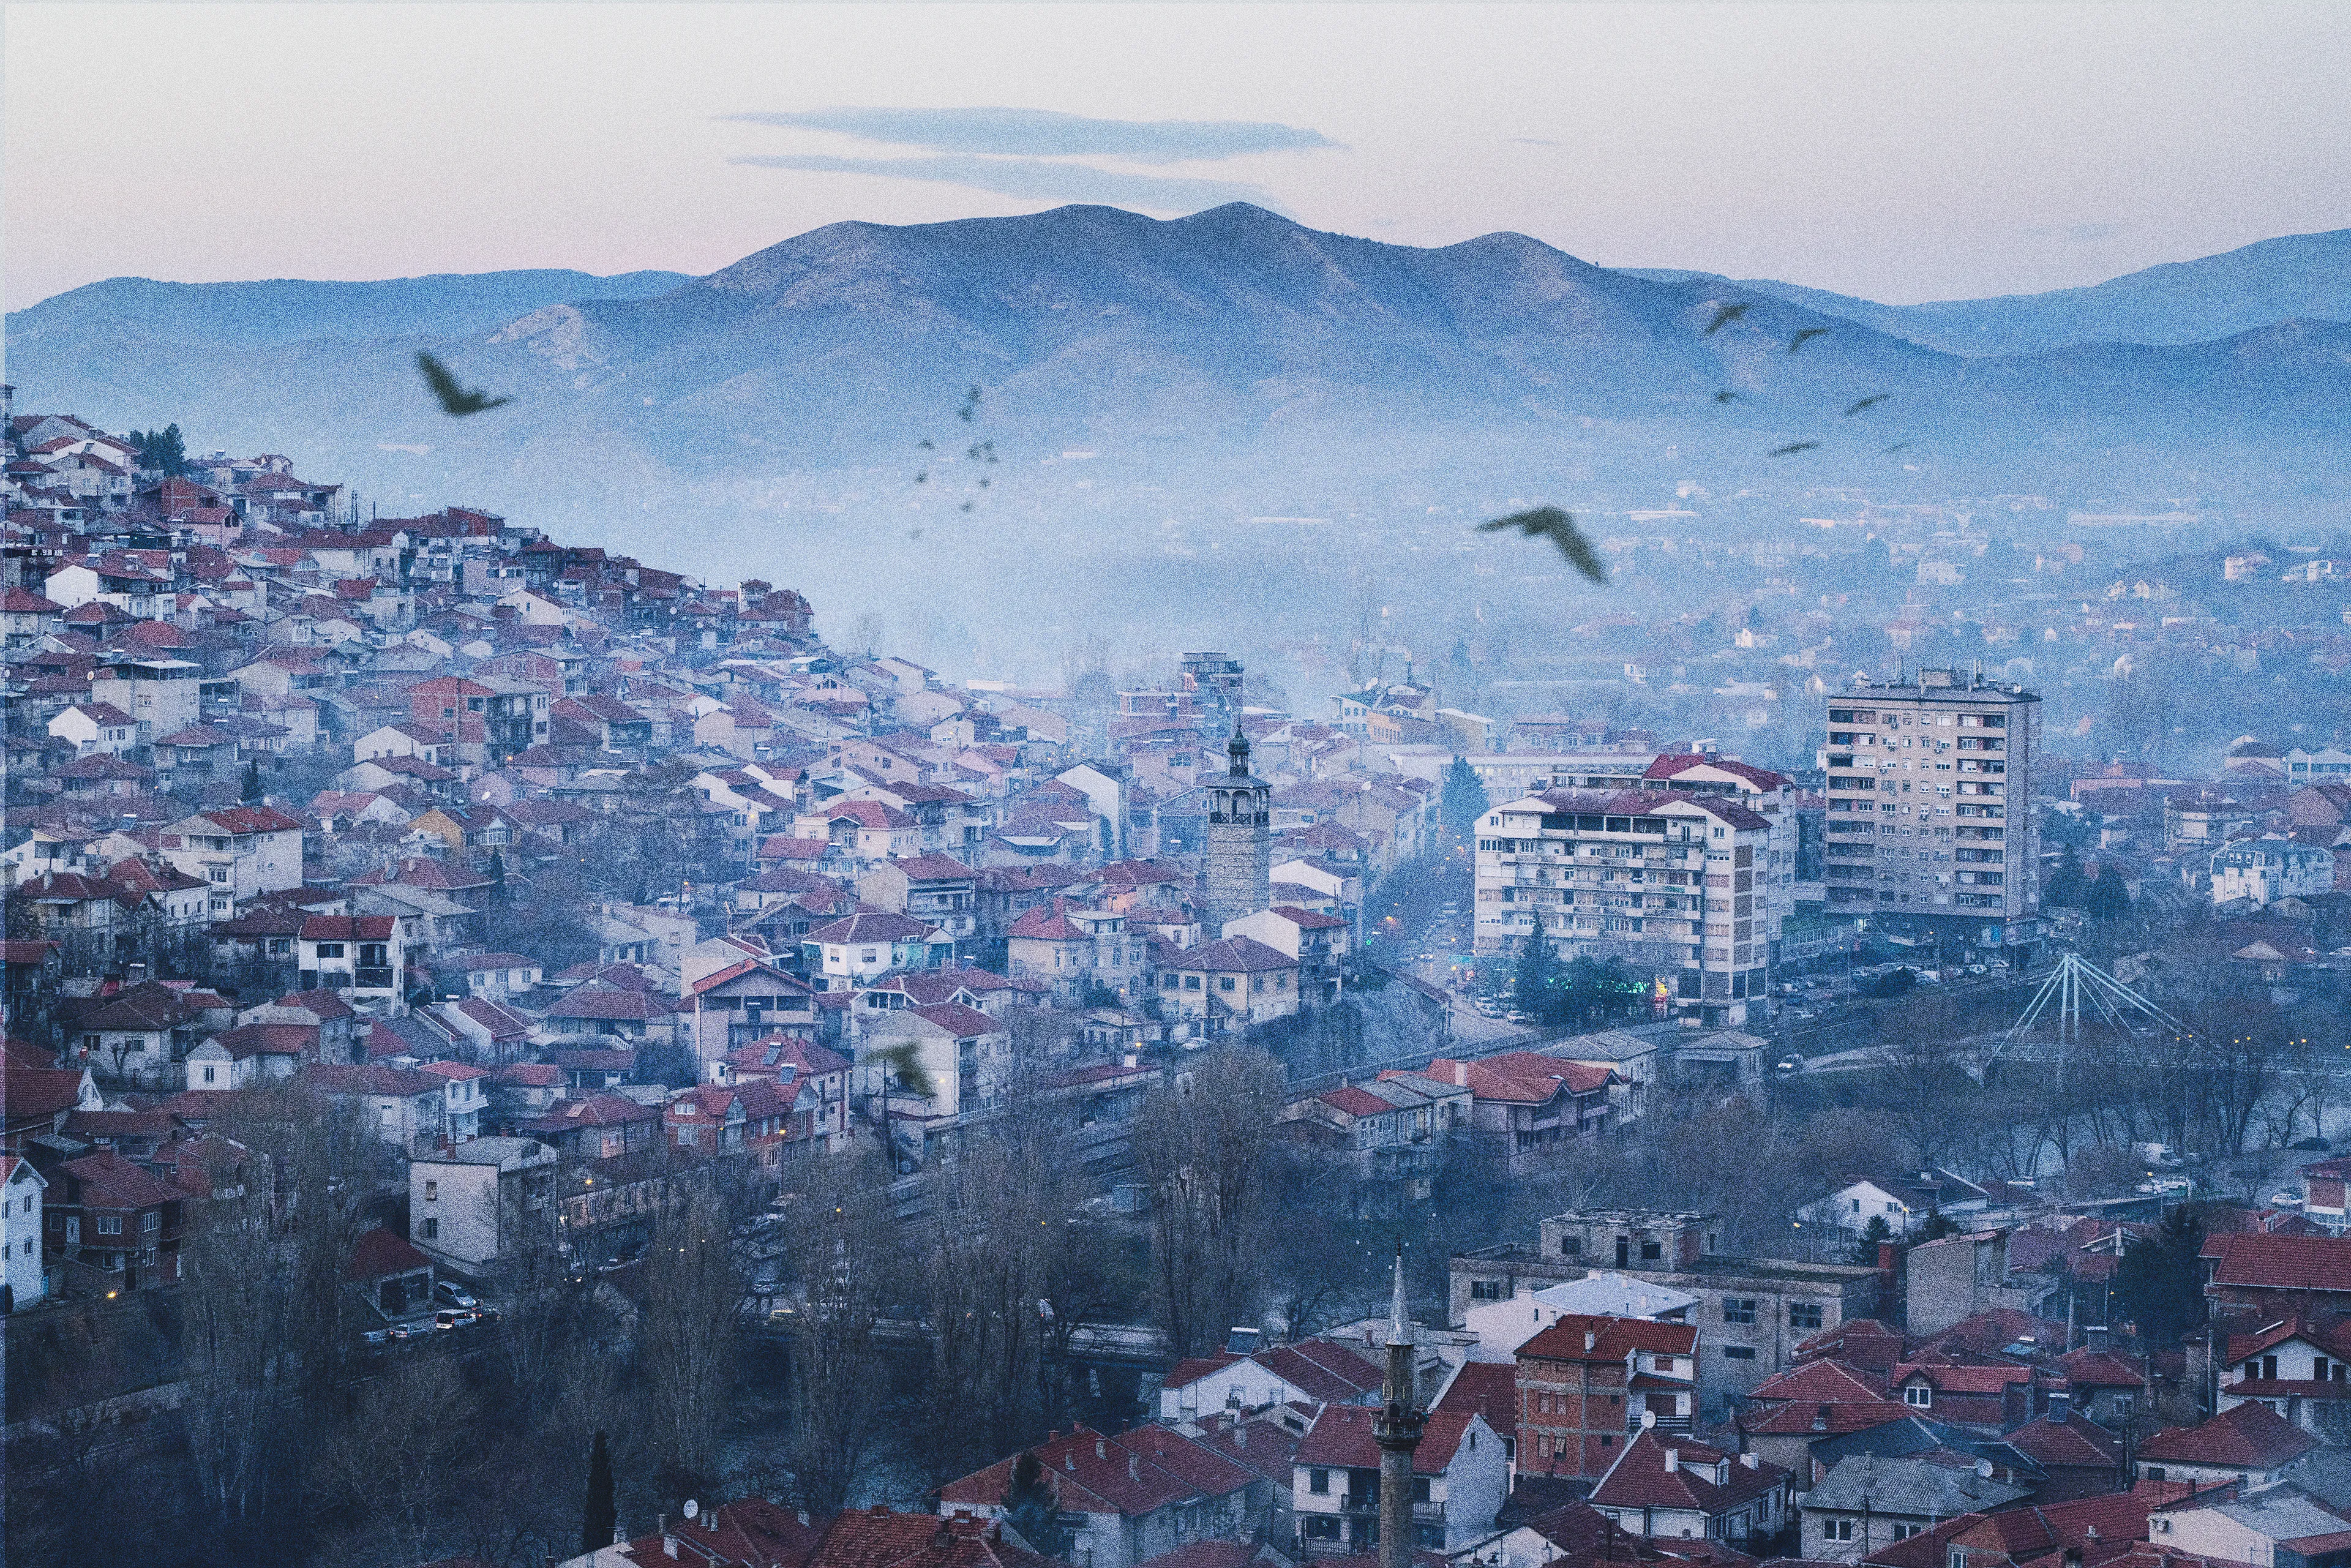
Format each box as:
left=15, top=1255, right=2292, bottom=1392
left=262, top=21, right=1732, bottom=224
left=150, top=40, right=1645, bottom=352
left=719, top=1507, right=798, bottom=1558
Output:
left=687, top=957, right=819, bottom=1067
left=803, top=910, right=951, bottom=991
left=1155, top=935, right=1301, bottom=1042
left=858, top=1002, right=1009, bottom=1161
left=937, top=1419, right=1282, bottom=1568
left=44, top=1148, right=184, bottom=1292
left=2299, top=1155, right=2351, bottom=1231
left=2214, top=1318, right=2351, bottom=1441
left=298, top=913, right=404, bottom=1005
left=1156, top=1335, right=1384, bottom=1420
left=587, top=1496, right=828, bottom=1568
left=1516, top=1314, right=1703, bottom=1481
left=160, top=804, right=306, bottom=909
left=1291, top=1401, right=1508, bottom=1555
left=1281, top=1075, right=1471, bottom=1199
left=347, top=1225, right=436, bottom=1318
left=2135, top=1401, right=2319, bottom=1488
left=1414, top=1053, right=1621, bottom=1172
left=664, top=1080, right=797, bottom=1169
left=2201, top=1234, right=2351, bottom=1327
left=1889, top=1360, right=2034, bottom=1428
left=1586, top=1427, right=1791, bottom=1547
left=719, top=1035, right=853, bottom=1149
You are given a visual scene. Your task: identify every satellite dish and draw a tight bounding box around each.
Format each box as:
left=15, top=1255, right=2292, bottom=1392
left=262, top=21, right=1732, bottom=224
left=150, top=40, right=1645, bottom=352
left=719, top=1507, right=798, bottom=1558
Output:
left=683, top=1500, right=699, bottom=1521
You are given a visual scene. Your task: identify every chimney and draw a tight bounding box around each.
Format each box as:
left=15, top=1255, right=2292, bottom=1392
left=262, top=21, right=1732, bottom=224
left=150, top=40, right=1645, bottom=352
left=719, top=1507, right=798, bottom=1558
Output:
left=1128, top=1454, right=1141, bottom=1481
left=1096, top=1439, right=1106, bottom=1460
left=1741, top=1452, right=1759, bottom=1470
left=1455, top=1060, right=1468, bottom=1088
left=1586, top=1330, right=1597, bottom=1352
left=2049, top=1392, right=2070, bottom=1425
left=1812, top=1405, right=1830, bottom=1433
left=1665, top=1448, right=1680, bottom=1473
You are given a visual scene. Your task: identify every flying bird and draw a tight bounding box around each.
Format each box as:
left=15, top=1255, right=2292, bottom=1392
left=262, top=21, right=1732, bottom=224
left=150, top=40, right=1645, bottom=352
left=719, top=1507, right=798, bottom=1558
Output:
left=1844, top=394, right=1890, bottom=415
left=1479, top=506, right=1607, bottom=585
left=1767, top=441, right=1821, bottom=457
left=956, top=386, right=984, bottom=423
left=1788, top=328, right=1831, bottom=352
left=1714, top=391, right=1741, bottom=404
left=1883, top=442, right=1910, bottom=453
left=1703, top=303, right=1751, bottom=336
left=416, top=352, right=510, bottom=416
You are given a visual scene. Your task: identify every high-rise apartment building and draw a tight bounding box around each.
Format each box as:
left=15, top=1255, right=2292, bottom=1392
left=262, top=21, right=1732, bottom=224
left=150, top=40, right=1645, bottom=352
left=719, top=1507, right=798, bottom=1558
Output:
left=1821, top=669, right=2039, bottom=955
left=1472, top=787, right=1779, bottom=1026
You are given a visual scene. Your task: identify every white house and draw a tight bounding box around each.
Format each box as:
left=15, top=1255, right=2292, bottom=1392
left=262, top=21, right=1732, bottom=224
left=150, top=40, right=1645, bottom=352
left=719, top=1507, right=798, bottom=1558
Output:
left=417, top=1061, right=489, bottom=1141
left=2210, top=837, right=2336, bottom=907
left=1799, top=1169, right=1993, bottom=1239
left=1463, top=1273, right=1699, bottom=1361
left=48, top=703, right=138, bottom=758
left=160, top=805, right=306, bottom=910
left=1294, top=1406, right=1509, bottom=1555
left=409, top=1137, right=557, bottom=1272
left=2, top=1156, right=48, bottom=1309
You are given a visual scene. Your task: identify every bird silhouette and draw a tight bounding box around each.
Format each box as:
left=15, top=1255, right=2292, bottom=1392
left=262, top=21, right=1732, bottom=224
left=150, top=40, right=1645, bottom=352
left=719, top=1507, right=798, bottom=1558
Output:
left=1704, top=303, right=1751, bottom=336
left=1479, top=506, right=1607, bottom=584
left=1788, top=328, right=1831, bottom=352
left=1714, top=391, right=1741, bottom=404
left=1843, top=394, right=1890, bottom=415
left=416, top=352, right=511, bottom=416
left=1767, top=441, right=1821, bottom=457
left=956, top=386, right=983, bottom=423
left=1883, top=442, right=1911, bottom=453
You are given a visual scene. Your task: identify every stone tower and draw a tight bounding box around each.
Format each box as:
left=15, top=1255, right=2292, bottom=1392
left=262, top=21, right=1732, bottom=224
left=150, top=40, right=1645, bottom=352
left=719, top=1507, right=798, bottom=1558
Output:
left=1374, top=1249, right=1427, bottom=1568
left=1203, top=726, right=1270, bottom=936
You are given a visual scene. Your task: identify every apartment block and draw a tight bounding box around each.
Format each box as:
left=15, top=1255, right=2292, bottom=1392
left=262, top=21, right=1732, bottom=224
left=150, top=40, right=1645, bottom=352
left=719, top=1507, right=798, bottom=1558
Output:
left=1821, top=670, right=2040, bottom=955
left=1472, top=788, right=1781, bottom=1026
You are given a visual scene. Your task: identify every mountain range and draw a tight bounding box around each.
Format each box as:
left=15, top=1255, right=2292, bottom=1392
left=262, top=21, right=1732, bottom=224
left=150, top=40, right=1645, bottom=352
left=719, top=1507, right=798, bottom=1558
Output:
left=7, top=206, right=2350, bottom=625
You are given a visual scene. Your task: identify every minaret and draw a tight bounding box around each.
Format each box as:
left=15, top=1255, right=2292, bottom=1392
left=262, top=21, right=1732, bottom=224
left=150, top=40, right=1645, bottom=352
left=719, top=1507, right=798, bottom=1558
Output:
left=1202, top=725, right=1271, bottom=935
left=1374, top=1248, right=1427, bottom=1568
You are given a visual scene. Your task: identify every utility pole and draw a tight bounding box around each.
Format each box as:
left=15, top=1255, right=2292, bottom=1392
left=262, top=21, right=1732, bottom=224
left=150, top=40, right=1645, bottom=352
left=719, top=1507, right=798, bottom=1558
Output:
left=1375, top=1248, right=1427, bottom=1568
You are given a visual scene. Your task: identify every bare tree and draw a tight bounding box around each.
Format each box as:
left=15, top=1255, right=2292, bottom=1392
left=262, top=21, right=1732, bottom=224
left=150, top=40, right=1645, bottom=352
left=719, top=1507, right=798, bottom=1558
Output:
left=776, top=1151, right=898, bottom=1515
left=637, top=1184, right=739, bottom=1501
left=1134, top=1046, right=1285, bottom=1358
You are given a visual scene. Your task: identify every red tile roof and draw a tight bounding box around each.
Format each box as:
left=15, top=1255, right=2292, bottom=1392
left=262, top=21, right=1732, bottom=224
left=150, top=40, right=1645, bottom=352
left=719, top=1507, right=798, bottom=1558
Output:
left=1589, top=1429, right=1789, bottom=1514
left=1296, top=1403, right=1487, bottom=1474
left=1520, top=1313, right=1700, bottom=1364
left=2135, top=1401, right=2318, bottom=1469
left=2202, top=1233, right=2351, bottom=1294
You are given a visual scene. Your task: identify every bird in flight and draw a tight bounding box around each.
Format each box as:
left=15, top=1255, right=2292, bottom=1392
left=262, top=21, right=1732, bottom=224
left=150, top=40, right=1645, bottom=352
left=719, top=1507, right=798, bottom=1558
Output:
left=1788, top=328, right=1831, bottom=352
left=1767, top=441, right=1821, bottom=457
left=416, top=352, right=511, bottom=416
left=1714, top=391, right=1741, bottom=404
left=1883, top=442, right=1910, bottom=454
left=956, top=386, right=984, bottom=423
left=1844, top=394, right=1890, bottom=415
left=1704, top=303, right=1751, bottom=336
left=1479, top=506, right=1607, bottom=585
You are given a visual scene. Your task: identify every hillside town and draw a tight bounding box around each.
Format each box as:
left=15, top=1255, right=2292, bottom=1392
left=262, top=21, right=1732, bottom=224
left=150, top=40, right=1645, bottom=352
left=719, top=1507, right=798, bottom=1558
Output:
left=13, top=399, right=2351, bottom=1568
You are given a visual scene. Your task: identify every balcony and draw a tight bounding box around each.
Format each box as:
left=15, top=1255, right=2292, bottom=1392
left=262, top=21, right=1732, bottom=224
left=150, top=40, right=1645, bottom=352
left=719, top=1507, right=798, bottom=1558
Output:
left=353, top=967, right=396, bottom=991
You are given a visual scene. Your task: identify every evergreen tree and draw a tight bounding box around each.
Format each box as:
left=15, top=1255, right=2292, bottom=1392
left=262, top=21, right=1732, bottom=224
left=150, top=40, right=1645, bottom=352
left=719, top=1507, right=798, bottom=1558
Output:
left=2114, top=1206, right=2207, bottom=1347
left=1849, top=1214, right=1895, bottom=1265
left=239, top=759, right=263, bottom=804
left=1003, top=1450, right=1072, bottom=1560
left=486, top=849, right=508, bottom=900
left=2044, top=845, right=2087, bottom=907
left=1440, top=757, right=1490, bottom=839
left=580, top=1428, right=617, bottom=1555
left=2085, top=868, right=2131, bottom=923
left=1513, top=927, right=1558, bottom=1016
left=128, top=422, right=187, bottom=476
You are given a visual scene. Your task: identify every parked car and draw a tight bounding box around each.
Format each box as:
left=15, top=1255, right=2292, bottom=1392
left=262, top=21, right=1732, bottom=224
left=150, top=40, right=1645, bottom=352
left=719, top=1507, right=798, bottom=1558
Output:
left=433, top=1308, right=479, bottom=1330
left=434, top=1281, right=479, bottom=1311
left=362, top=1327, right=395, bottom=1347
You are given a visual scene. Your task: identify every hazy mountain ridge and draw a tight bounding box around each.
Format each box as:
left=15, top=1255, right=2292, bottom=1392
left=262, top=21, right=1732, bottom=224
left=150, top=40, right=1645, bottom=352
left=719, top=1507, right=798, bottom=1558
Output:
left=7, top=205, right=2350, bottom=595
left=1630, top=227, right=2351, bottom=356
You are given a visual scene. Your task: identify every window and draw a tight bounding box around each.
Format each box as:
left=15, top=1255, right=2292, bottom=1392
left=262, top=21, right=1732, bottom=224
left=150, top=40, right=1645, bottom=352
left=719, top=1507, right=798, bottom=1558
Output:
left=1561, top=1235, right=1582, bottom=1255
left=1641, top=1240, right=1662, bottom=1261
left=2145, top=1467, right=2165, bottom=1482
left=1308, top=1466, right=1330, bottom=1495
left=420, top=1217, right=438, bottom=1240
left=65, top=1217, right=80, bottom=1244
left=1722, top=1297, right=1757, bottom=1324
left=424, top=1180, right=438, bottom=1201
left=1894, top=1526, right=1920, bottom=1541
left=1789, top=1302, right=1823, bottom=1329
left=315, top=942, right=345, bottom=958
left=1905, top=1382, right=1933, bottom=1407
left=1722, top=1346, right=1757, bottom=1361
left=97, top=1215, right=123, bottom=1236
left=1303, top=1519, right=1341, bottom=1542
left=202, top=1065, right=216, bottom=1084
left=1220, top=976, right=1235, bottom=991
left=141, top=1211, right=159, bottom=1232
left=1470, top=1280, right=1504, bottom=1301
left=1412, top=1478, right=1431, bottom=1504
left=1827, top=1520, right=1854, bottom=1542
left=1185, top=975, right=1201, bottom=990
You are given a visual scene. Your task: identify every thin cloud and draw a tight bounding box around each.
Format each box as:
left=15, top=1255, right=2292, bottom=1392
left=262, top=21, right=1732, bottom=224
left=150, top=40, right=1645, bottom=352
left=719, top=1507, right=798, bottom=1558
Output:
left=731, top=152, right=1286, bottom=214
left=724, top=106, right=1338, bottom=164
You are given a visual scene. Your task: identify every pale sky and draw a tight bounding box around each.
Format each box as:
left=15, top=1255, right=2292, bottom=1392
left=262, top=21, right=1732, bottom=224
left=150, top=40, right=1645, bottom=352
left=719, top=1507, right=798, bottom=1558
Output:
left=7, top=2, right=2350, bottom=312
